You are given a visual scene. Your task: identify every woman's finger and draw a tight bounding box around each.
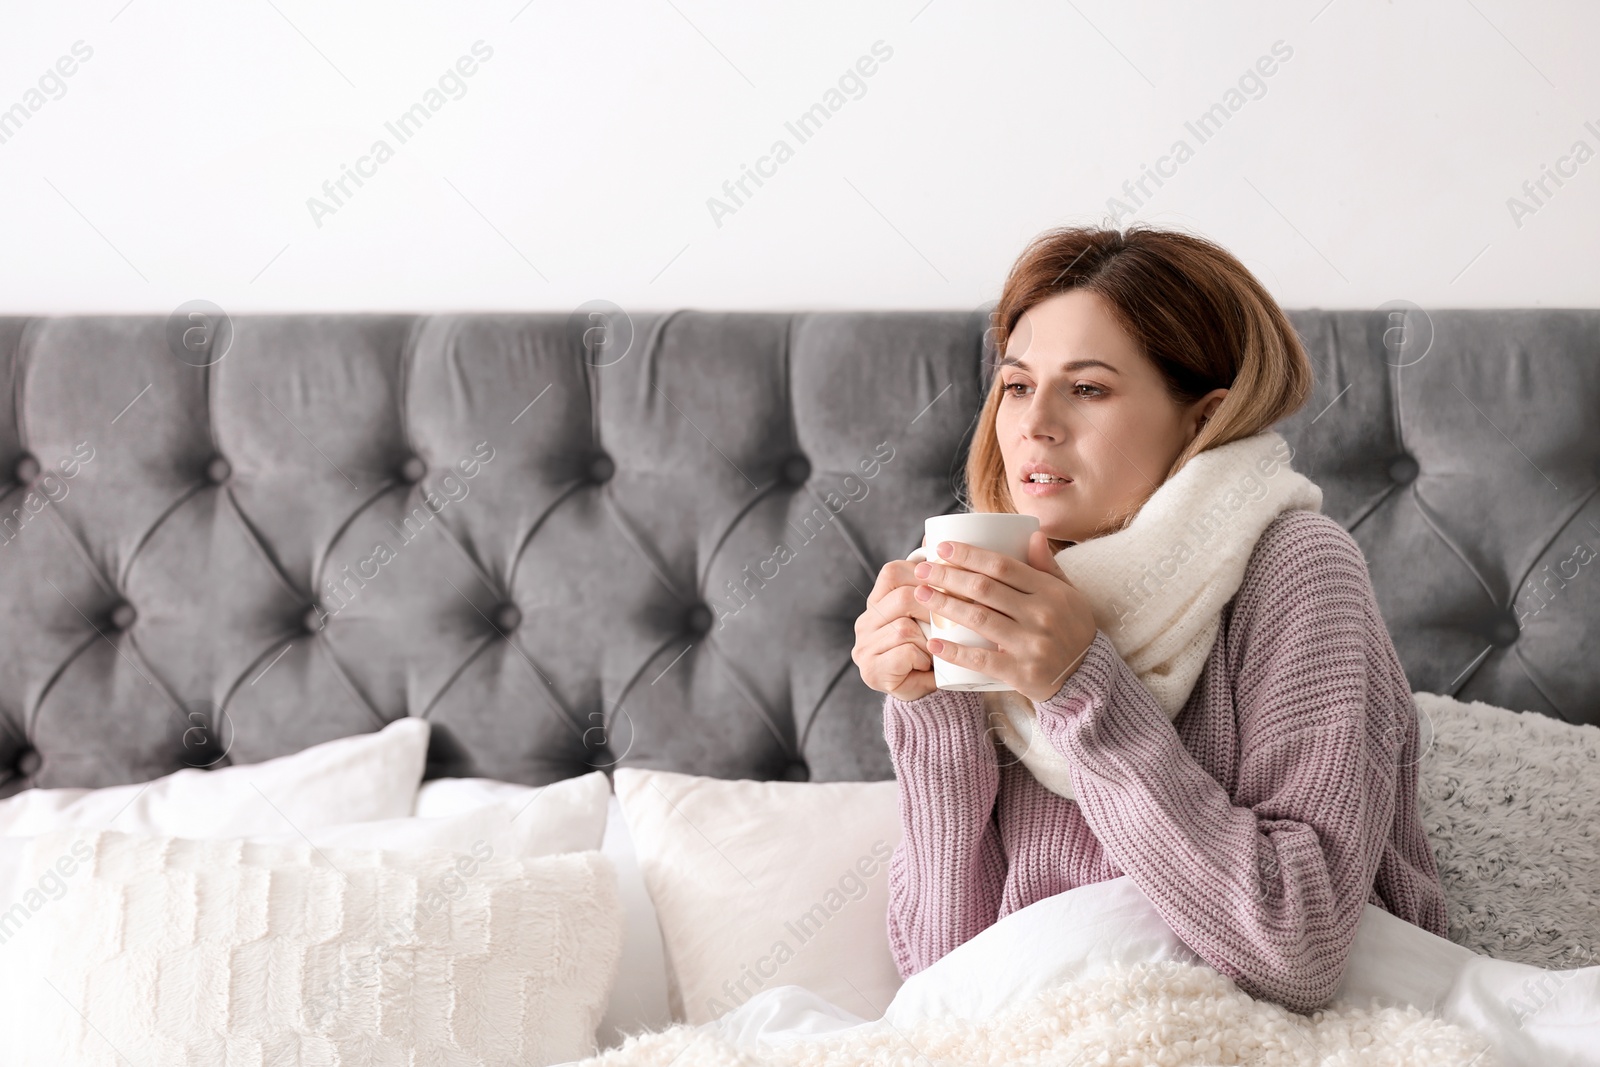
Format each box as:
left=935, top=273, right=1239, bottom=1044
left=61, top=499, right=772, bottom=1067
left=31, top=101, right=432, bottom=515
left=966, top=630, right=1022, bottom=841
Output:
left=881, top=581, right=933, bottom=624
left=911, top=557, right=1030, bottom=618
left=916, top=584, right=1024, bottom=647
left=858, top=570, right=929, bottom=640
left=927, top=539, right=1053, bottom=595
left=926, top=634, right=1015, bottom=686
left=866, top=558, right=921, bottom=608
left=863, top=638, right=933, bottom=694
left=884, top=641, right=933, bottom=676
left=858, top=615, right=929, bottom=659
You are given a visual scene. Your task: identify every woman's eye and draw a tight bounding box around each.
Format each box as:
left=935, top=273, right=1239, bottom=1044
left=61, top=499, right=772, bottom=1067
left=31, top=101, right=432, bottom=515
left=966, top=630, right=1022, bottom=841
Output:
left=1004, top=381, right=1102, bottom=399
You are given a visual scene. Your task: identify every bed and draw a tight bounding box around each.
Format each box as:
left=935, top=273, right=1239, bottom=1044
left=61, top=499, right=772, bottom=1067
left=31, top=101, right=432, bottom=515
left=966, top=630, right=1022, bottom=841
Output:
left=0, top=307, right=1596, bottom=1064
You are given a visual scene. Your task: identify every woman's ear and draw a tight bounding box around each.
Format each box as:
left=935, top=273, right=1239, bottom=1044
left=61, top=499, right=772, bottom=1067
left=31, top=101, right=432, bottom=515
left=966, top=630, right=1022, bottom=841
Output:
left=1187, top=387, right=1229, bottom=440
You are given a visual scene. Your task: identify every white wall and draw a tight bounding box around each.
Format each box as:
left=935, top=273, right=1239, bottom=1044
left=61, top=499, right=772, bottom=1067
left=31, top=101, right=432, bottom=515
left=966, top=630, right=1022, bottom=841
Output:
left=0, top=0, right=1595, bottom=315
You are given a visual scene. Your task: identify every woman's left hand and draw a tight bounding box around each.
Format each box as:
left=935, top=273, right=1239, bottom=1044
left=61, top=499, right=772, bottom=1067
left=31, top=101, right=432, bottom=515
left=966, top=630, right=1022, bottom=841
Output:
left=913, top=531, right=1099, bottom=704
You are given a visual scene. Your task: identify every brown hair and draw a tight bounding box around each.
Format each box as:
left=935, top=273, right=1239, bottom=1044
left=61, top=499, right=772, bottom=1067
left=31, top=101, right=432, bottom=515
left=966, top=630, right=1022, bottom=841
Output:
left=965, top=224, right=1313, bottom=551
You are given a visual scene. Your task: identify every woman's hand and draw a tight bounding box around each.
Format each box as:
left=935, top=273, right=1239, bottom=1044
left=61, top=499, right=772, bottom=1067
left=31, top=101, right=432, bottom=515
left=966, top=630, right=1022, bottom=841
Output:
left=912, top=531, right=1098, bottom=704
left=853, top=556, right=938, bottom=702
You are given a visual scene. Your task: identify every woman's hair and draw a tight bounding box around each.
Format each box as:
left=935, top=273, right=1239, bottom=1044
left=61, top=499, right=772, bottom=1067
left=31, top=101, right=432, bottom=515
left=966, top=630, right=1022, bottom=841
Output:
left=964, top=224, right=1313, bottom=549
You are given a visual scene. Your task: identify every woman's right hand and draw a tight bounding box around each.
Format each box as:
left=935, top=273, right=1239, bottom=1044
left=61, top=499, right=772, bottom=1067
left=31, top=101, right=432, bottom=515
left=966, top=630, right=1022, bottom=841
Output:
left=853, top=556, right=938, bottom=702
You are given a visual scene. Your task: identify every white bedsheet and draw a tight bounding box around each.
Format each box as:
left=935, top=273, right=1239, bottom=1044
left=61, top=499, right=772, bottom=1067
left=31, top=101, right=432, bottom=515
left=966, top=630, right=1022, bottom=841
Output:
left=699, top=876, right=1599, bottom=1067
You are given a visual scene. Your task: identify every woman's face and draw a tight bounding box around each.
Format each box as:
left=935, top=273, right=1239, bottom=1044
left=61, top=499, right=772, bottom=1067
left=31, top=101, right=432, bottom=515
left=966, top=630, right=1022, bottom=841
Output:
left=995, top=288, right=1227, bottom=544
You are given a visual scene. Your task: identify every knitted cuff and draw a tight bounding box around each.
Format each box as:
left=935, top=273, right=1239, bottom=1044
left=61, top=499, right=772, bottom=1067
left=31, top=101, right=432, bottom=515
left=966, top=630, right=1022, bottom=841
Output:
left=881, top=687, right=986, bottom=757
left=1032, top=629, right=1120, bottom=720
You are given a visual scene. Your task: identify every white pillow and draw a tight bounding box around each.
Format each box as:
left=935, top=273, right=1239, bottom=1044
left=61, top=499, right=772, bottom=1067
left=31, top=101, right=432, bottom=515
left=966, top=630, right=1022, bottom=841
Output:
left=413, top=774, right=550, bottom=817
left=0, top=828, right=624, bottom=1067
left=0, top=717, right=429, bottom=838
left=613, top=768, right=903, bottom=1025
left=307, top=770, right=610, bottom=858
left=345, top=771, right=611, bottom=857
left=597, top=791, right=672, bottom=1048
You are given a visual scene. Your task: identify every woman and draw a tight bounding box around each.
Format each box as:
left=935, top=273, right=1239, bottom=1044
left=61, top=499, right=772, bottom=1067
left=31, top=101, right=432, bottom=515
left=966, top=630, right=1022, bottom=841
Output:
left=850, top=224, right=1449, bottom=1015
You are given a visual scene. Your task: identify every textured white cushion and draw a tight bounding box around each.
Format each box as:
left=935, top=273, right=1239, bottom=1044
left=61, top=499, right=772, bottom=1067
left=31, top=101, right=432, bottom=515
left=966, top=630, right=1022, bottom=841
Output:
left=417, top=779, right=673, bottom=1048
left=0, top=770, right=609, bottom=933
left=613, top=768, right=902, bottom=1025
left=0, top=717, right=429, bottom=838
left=0, top=828, right=624, bottom=1067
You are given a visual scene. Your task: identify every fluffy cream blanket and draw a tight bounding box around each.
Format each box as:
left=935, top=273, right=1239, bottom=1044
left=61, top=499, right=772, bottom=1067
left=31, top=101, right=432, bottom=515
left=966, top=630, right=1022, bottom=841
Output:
left=576, top=959, right=1496, bottom=1067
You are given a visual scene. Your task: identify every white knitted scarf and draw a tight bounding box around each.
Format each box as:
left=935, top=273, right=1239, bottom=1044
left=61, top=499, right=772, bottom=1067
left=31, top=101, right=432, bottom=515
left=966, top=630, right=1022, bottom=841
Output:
left=984, top=430, right=1323, bottom=801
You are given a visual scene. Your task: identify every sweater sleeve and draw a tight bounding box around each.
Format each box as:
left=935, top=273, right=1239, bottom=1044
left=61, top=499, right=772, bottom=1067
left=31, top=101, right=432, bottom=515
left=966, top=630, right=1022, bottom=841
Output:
left=1029, top=520, right=1406, bottom=1013
left=881, top=687, right=1007, bottom=979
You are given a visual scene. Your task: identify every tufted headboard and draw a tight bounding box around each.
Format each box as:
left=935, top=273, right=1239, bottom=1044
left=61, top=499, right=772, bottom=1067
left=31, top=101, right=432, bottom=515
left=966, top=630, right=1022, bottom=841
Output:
left=1, top=308, right=1596, bottom=795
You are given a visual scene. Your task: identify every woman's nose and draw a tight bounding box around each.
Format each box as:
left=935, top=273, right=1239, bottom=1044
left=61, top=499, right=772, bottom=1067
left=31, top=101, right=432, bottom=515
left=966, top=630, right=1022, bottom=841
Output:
left=1018, top=389, right=1068, bottom=440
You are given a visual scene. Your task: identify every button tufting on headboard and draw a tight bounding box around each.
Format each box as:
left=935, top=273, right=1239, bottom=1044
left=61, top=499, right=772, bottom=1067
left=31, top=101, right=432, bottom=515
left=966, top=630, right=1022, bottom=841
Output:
left=681, top=603, right=714, bottom=637
left=107, top=602, right=137, bottom=632
left=781, top=454, right=811, bottom=486
left=492, top=603, right=522, bottom=633
left=0, top=309, right=1596, bottom=795
left=15, top=749, right=41, bottom=779
left=1487, top=612, right=1520, bottom=647
left=1387, top=454, right=1419, bottom=485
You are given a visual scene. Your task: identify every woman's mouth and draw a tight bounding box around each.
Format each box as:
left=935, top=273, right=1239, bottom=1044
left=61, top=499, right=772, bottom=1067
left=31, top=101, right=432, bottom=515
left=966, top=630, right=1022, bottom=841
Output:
left=1020, top=471, right=1073, bottom=497
left=1011, top=463, right=1075, bottom=499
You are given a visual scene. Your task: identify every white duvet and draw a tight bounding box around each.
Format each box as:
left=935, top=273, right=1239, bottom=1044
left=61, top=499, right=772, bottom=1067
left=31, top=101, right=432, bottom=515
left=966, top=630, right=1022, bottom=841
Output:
left=578, top=876, right=1600, bottom=1067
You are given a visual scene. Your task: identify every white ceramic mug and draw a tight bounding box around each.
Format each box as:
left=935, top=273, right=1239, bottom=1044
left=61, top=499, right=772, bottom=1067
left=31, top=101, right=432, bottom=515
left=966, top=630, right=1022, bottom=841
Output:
left=906, top=512, right=1041, bottom=691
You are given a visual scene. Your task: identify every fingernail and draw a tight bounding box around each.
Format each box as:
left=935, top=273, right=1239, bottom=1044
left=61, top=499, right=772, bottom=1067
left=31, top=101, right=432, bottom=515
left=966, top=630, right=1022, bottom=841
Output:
left=928, top=638, right=942, bottom=653
left=914, top=562, right=931, bottom=579
left=937, top=541, right=952, bottom=558
left=914, top=585, right=931, bottom=601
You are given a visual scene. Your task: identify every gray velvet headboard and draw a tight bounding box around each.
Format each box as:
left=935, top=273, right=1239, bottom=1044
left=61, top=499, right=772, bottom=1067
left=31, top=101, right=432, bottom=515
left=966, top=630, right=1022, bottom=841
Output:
left=1, top=308, right=1596, bottom=796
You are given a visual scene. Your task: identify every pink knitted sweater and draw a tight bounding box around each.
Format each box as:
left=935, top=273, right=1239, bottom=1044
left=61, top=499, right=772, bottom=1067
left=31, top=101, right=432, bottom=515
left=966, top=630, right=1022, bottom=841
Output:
left=882, top=509, right=1449, bottom=1013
